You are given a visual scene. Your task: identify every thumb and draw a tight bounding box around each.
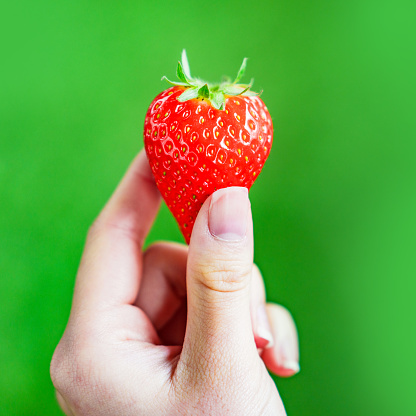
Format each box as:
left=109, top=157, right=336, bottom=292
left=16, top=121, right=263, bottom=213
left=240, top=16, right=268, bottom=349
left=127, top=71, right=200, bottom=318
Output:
left=181, top=186, right=257, bottom=370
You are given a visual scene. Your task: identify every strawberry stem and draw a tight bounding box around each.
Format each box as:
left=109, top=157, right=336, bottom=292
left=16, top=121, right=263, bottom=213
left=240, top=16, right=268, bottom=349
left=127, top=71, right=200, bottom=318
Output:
left=161, top=50, right=260, bottom=110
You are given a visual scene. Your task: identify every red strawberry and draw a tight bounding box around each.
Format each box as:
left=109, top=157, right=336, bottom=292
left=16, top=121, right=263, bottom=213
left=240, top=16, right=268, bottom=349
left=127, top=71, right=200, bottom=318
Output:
left=144, top=50, right=273, bottom=243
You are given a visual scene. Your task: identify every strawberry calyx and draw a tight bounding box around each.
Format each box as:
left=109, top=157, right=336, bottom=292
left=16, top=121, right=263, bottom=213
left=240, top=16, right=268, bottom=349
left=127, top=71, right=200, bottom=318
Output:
left=161, top=50, right=260, bottom=111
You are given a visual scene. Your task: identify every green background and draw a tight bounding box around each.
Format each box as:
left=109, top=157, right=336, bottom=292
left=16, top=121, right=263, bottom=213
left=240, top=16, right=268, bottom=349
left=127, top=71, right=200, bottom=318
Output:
left=1, top=0, right=415, bottom=414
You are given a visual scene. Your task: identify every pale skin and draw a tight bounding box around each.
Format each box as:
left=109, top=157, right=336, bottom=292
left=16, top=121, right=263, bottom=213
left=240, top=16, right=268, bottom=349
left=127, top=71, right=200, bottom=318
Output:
left=50, top=150, right=300, bottom=415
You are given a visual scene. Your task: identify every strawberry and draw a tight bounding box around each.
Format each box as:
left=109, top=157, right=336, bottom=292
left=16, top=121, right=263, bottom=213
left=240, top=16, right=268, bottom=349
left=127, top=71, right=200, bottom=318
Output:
left=144, top=50, right=273, bottom=243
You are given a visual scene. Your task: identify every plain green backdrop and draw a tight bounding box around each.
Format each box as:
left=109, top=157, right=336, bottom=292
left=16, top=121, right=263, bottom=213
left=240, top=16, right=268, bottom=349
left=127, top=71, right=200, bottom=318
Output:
left=1, top=0, right=415, bottom=414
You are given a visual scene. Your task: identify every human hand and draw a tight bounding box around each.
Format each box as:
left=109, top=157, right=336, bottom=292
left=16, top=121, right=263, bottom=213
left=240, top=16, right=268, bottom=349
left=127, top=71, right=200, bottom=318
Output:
left=50, top=151, right=299, bottom=415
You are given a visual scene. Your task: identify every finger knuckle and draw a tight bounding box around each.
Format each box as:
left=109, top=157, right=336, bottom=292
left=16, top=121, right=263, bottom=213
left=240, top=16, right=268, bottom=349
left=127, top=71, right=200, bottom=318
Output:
left=50, top=334, right=80, bottom=395
left=50, top=328, right=102, bottom=401
left=50, top=343, right=69, bottom=393
left=87, top=216, right=145, bottom=246
left=191, top=257, right=251, bottom=293
left=143, top=241, right=164, bottom=263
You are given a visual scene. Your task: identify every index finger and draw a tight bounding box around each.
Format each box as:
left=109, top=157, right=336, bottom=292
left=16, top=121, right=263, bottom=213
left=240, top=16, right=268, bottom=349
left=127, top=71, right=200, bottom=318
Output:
left=72, top=150, right=161, bottom=313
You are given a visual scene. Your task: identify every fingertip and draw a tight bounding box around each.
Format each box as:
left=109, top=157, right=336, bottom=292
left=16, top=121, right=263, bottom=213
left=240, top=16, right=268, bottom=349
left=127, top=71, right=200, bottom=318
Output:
left=99, top=148, right=161, bottom=239
left=133, top=149, right=156, bottom=183
left=254, top=303, right=274, bottom=349
left=261, top=303, right=300, bottom=378
left=266, top=360, right=300, bottom=378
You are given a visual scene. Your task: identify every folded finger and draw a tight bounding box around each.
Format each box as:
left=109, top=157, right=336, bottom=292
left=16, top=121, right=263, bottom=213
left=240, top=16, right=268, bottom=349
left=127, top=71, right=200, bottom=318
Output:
left=136, top=242, right=188, bottom=331
left=261, top=303, right=300, bottom=377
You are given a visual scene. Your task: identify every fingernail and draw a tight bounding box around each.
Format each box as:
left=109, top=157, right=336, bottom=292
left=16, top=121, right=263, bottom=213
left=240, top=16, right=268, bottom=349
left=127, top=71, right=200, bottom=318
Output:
left=256, top=304, right=274, bottom=349
left=282, top=360, right=300, bottom=374
left=278, top=337, right=300, bottom=374
left=208, top=187, right=249, bottom=241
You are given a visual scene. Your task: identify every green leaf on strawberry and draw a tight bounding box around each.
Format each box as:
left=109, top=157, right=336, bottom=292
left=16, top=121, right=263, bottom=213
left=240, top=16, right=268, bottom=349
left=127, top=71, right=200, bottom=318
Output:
left=161, top=50, right=260, bottom=110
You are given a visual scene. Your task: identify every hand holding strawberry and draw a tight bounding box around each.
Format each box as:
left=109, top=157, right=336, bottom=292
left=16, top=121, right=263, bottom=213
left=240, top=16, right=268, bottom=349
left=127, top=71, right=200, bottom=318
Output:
left=144, top=50, right=273, bottom=242
left=51, top=150, right=299, bottom=416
